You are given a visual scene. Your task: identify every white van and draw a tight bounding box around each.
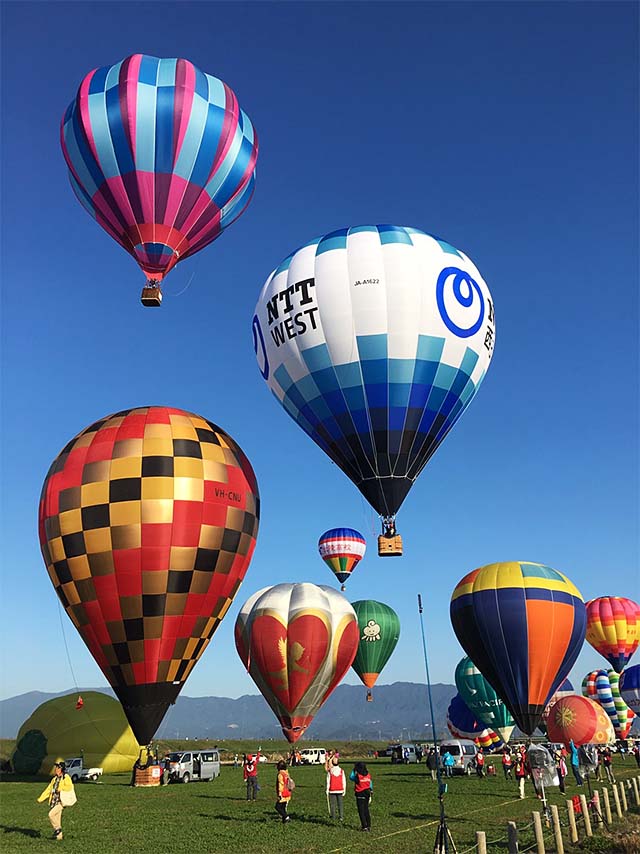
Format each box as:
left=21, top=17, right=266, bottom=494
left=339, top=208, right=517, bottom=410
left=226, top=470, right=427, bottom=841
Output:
left=439, top=739, right=478, bottom=775
left=390, top=743, right=418, bottom=764
left=166, top=750, right=221, bottom=783
left=299, top=748, right=327, bottom=765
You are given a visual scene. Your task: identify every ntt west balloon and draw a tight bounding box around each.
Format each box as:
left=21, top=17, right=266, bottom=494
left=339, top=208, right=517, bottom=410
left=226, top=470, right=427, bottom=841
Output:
left=253, top=226, right=495, bottom=549
left=585, top=597, right=640, bottom=672
left=235, top=583, right=359, bottom=742
left=454, top=657, right=515, bottom=742
left=350, top=600, right=400, bottom=699
left=451, top=562, right=587, bottom=735
left=39, top=406, right=260, bottom=745
left=61, top=55, right=258, bottom=305
left=318, top=528, right=366, bottom=590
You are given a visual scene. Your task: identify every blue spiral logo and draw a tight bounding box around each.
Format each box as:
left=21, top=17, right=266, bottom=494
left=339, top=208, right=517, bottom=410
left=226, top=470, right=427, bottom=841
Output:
left=252, top=315, right=269, bottom=380
left=436, top=267, right=485, bottom=338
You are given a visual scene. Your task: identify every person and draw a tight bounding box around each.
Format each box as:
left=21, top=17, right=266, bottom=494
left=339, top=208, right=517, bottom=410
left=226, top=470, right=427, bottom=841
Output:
left=243, top=749, right=261, bottom=801
left=632, top=741, right=640, bottom=768
left=514, top=750, right=527, bottom=799
left=442, top=750, right=454, bottom=777
left=569, top=739, right=582, bottom=786
left=275, top=760, right=293, bottom=823
left=350, top=762, right=372, bottom=832
left=556, top=750, right=567, bottom=794
left=475, top=750, right=485, bottom=778
left=602, top=746, right=615, bottom=784
left=426, top=748, right=438, bottom=781
left=502, top=749, right=513, bottom=780
left=234, top=753, right=239, bottom=768
left=326, top=755, right=346, bottom=821
left=161, top=755, right=171, bottom=785
left=37, top=761, right=74, bottom=841
left=403, top=747, right=409, bottom=764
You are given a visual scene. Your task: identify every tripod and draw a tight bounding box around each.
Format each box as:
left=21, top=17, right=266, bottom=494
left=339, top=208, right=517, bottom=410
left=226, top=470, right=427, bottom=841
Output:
left=434, top=791, right=457, bottom=853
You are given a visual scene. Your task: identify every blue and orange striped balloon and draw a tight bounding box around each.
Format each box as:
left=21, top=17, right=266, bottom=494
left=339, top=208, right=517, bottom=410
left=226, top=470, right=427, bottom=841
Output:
left=318, top=528, right=366, bottom=589
left=450, top=561, right=587, bottom=735
left=61, top=54, right=258, bottom=288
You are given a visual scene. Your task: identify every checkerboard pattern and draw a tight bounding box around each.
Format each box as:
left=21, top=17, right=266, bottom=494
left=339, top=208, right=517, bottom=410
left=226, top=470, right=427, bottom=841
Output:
left=39, top=406, right=259, bottom=739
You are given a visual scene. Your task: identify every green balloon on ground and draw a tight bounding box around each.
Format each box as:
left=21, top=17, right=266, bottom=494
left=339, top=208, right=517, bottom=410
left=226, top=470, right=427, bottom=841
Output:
left=12, top=691, right=140, bottom=774
left=351, top=600, right=400, bottom=690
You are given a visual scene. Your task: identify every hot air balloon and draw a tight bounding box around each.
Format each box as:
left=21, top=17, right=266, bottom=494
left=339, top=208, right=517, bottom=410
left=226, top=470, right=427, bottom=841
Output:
left=318, top=528, right=366, bottom=590
left=546, top=695, right=615, bottom=747
left=39, top=406, right=260, bottom=745
left=451, top=562, right=587, bottom=735
left=539, top=678, right=574, bottom=734
left=454, top=657, right=515, bottom=742
left=582, top=669, right=636, bottom=740
left=234, top=583, right=359, bottom=741
left=585, top=597, right=640, bottom=673
left=252, top=226, right=495, bottom=553
left=446, top=693, right=502, bottom=750
left=350, top=600, right=400, bottom=700
left=61, top=54, right=258, bottom=306
left=620, top=665, right=640, bottom=715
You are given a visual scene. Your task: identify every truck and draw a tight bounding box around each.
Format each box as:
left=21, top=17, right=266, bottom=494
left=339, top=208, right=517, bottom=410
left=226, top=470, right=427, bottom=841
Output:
left=64, top=757, right=103, bottom=782
left=165, top=750, right=221, bottom=783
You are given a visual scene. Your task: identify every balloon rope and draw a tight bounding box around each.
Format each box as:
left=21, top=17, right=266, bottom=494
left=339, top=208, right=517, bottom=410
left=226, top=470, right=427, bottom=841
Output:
left=167, top=268, right=196, bottom=298
left=57, top=600, right=80, bottom=691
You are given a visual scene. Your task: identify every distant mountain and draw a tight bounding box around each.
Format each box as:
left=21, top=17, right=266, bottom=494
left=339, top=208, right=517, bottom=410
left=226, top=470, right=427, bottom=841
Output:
left=0, top=683, right=455, bottom=742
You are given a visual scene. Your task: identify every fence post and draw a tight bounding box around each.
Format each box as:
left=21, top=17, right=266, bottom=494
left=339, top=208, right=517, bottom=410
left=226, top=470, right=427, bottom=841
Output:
left=619, top=781, right=628, bottom=813
left=612, top=781, right=623, bottom=818
left=602, top=788, right=613, bottom=824
left=591, top=790, right=603, bottom=826
left=631, top=776, right=640, bottom=807
left=476, top=830, right=487, bottom=854
left=507, top=820, right=519, bottom=853
left=532, top=811, right=545, bottom=854
left=550, top=805, right=564, bottom=854
left=579, top=794, right=592, bottom=837
left=566, top=800, right=578, bottom=843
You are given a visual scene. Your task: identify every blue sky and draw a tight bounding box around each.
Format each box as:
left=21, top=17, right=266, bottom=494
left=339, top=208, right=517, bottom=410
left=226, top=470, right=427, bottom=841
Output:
left=1, top=1, right=638, bottom=709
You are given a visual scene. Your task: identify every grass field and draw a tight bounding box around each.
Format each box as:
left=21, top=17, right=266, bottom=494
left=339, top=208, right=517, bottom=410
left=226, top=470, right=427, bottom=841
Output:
left=1, top=754, right=639, bottom=852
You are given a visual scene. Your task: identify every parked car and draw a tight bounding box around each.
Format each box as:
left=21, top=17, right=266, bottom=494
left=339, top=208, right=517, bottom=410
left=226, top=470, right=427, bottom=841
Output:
left=389, top=743, right=419, bottom=764
left=438, top=740, right=478, bottom=775
left=165, top=750, right=221, bottom=783
left=64, top=757, right=103, bottom=782
left=299, top=748, right=327, bottom=765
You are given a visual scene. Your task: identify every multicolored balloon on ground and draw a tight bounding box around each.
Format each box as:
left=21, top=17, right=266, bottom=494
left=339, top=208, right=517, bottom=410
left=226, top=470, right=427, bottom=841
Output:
left=318, top=528, right=366, bottom=590
left=234, top=583, right=359, bottom=742
left=546, top=695, right=615, bottom=747
left=585, top=597, right=640, bottom=673
left=61, top=54, right=258, bottom=297
left=446, top=693, right=502, bottom=749
left=450, top=561, right=587, bottom=735
left=620, top=665, right=640, bottom=715
left=39, top=406, right=260, bottom=745
left=539, top=678, right=574, bottom=734
left=454, top=657, right=515, bottom=742
left=252, top=225, right=495, bottom=537
left=350, top=600, right=400, bottom=699
left=582, top=669, right=636, bottom=739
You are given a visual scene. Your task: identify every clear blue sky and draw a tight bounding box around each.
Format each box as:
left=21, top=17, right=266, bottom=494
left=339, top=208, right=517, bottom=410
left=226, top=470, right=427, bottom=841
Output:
left=1, top=2, right=638, bottom=705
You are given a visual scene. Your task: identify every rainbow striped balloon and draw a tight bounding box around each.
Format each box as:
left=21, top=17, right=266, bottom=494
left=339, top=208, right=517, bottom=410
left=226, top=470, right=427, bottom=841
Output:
left=318, top=528, right=366, bottom=589
left=450, top=562, right=587, bottom=735
left=582, top=669, right=636, bottom=739
left=585, top=597, right=640, bottom=673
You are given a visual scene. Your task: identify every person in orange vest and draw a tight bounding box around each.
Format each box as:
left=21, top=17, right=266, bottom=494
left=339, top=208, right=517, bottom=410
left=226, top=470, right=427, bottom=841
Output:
left=326, top=755, right=346, bottom=821
left=514, top=749, right=527, bottom=799
left=243, top=749, right=261, bottom=801
left=501, top=749, right=513, bottom=780
left=475, top=749, right=485, bottom=777
left=275, top=760, right=293, bottom=823
left=349, top=762, right=372, bottom=831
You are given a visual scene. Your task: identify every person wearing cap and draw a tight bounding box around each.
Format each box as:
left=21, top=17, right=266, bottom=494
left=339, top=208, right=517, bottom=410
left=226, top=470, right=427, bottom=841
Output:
left=243, top=749, right=261, bottom=800
left=37, top=761, right=74, bottom=841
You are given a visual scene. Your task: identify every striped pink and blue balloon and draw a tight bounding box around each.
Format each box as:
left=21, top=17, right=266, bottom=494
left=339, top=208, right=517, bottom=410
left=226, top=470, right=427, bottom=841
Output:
left=318, top=528, right=366, bottom=589
left=61, top=54, right=258, bottom=284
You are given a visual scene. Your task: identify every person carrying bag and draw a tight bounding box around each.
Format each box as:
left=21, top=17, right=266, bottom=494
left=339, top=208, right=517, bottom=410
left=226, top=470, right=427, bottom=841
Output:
left=37, top=761, right=76, bottom=840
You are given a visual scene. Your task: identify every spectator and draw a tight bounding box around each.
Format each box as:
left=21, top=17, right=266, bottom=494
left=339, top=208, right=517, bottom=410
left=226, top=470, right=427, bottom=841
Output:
left=569, top=740, right=583, bottom=786
left=326, top=755, right=346, bottom=821
left=502, top=750, right=513, bottom=780
left=427, top=748, right=438, bottom=781
left=243, top=749, right=261, bottom=801
left=515, top=750, right=527, bottom=799
left=37, top=761, right=75, bottom=841
left=350, top=762, right=372, bottom=832
left=275, top=760, right=293, bottom=823
left=442, top=751, right=455, bottom=777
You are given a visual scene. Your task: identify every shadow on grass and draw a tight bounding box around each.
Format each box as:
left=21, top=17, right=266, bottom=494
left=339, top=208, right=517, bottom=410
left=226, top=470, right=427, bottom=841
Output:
left=1, top=825, right=42, bottom=838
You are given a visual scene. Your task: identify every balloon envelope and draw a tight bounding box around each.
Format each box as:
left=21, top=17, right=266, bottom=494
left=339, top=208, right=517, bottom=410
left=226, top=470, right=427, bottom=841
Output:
left=585, top=597, right=640, bottom=673
left=253, top=225, right=495, bottom=520
left=620, top=665, right=640, bottom=716
left=446, top=693, right=501, bottom=748
left=454, top=657, right=514, bottom=742
left=39, top=406, right=260, bottom=745
left=350, top=600, right=400, bottom=689
left=451, top=561, right=587, bottom=735
left=540, top=678, right=574, bottom=734
left=318, top=528, right=366, bottom=587
left=234, top=583, right=359, bottom=742
left=61, top=54, right=258, bottom=284
left=582, top=669, right=635, bottom=739
left=546, top=695, right=615, bottom=747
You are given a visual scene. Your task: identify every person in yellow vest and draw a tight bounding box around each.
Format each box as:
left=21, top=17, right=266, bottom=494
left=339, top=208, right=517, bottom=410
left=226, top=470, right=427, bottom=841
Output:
left=37, top=762, right=75, bottom=841
left=275, top=760, right=293, bottom=823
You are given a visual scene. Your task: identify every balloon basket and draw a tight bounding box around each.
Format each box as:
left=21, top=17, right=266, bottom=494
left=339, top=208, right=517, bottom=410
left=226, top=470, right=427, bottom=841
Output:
left=366, top=690, right=373, bottom=702
left=141, top=285, right=162, bottom=306
left=378, top=534, right=403, bottom=557
left=132, top=765, right=162, bottom=787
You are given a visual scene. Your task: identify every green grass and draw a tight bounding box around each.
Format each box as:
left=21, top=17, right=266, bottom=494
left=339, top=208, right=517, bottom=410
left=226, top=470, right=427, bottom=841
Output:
left=1, top=756, right=639, bottom=853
